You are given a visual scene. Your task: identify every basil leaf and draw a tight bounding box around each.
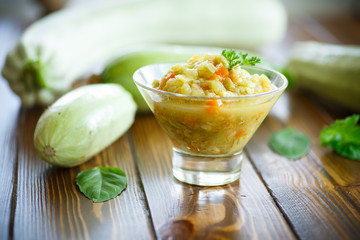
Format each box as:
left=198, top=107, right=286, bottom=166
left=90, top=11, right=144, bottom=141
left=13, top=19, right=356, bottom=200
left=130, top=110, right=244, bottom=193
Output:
left=319, top=114, right=360, bottom=161
left=268, top=128, right=311, bottom=160
left=76, top=166, right=127, bottom=203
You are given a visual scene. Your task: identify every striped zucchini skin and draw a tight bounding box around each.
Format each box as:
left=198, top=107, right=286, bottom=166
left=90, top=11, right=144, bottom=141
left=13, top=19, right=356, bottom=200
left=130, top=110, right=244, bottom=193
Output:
left=2, top=0, right=287, bottom=108
left=287, top=41, right=360, bottom=112
left=34, top=84, right=136, bottom=167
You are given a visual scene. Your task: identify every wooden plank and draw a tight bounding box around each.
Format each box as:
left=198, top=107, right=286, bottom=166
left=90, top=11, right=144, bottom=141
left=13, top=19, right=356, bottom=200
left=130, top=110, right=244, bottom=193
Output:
left=12, top=109, right=154, bottom=239
left=0, top=19, right=22, bottom=240
left=291, top=15, right=360, bottom=45
left=289, top=91, right=360, bottom=187
left=260, top=15, right=360, bottom=66
left=0, top=97, right=20, bottom=240
left=344, top=186, right=360, bottom=208
left=130, top=115, right=296, bottom=239
left=245, top=92, right=360, bottom=240
left=259, top=17, right=337, bottom=66
left=313, top=15, right=360, bottom=45
left=250, top=14, right=360, bottom=239
left=293, top=15, right=341, bottom=44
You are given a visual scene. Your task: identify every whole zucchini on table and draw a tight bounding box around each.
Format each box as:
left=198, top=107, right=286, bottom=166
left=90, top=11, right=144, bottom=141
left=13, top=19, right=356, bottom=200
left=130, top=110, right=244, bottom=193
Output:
left=34, top=84, right=136, bottom=167
left=1, top=0, right=287, bottom=108
left=286, top=41, right=360, bottom=112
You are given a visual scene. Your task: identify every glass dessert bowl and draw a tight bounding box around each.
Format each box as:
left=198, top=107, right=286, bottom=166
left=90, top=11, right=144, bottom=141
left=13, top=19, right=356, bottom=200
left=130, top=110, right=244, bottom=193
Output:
left=134, top=62, right=287, bottom=186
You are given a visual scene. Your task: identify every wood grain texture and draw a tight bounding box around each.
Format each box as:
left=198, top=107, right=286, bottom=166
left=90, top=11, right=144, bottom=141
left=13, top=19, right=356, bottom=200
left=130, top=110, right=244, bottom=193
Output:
left=293, top=15, right=341, bottom=44
left=289, top=91, right=360, bottom=187
left=313, top=15, right=360, bottom=44
left=130, top=115, right=296, bottom=240
left=0, top=100, right=20, bottom=240
left=345, top=186, right=360, bottom=208
left=12, top=109, right=154, bottom=240
left=0, top=19, right=22, bottom=240
left=246, top=93, right=360, bottom=240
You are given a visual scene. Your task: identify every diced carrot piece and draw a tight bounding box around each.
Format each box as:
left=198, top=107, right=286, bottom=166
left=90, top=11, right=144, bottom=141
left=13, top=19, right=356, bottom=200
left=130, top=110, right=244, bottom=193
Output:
left=207, top=65, right=228, bottom=82
left=209, top=74, right=221, bottom=82
left=234, top=129, right=246, bottom=138
left=201, top=85, right=210, bottom=90
left=215, top=65, right=229, bottom=78
left=229, top=74, right=237, bottom=83
left=206, top=99, right=222, bottom=106
left=159, top=72, right=176, bottom=90
left=188, top=143, right=199, bottom=152
left=206, top=107, right=217, bottom=115
left=205, top=99, right=222, bottom=114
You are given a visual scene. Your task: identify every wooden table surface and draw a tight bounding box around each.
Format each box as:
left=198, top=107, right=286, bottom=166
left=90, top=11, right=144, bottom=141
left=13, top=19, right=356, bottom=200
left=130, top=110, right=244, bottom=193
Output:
left=1, top=8, right=360, bottom=240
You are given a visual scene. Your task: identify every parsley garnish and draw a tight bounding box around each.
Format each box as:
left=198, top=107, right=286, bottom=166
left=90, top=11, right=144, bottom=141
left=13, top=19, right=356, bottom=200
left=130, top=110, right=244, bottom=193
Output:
left=222, top=49, right=261, bottom=70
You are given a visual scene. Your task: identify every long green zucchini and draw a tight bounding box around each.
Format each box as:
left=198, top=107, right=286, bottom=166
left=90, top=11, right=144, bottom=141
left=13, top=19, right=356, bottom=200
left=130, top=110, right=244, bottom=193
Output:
left=34, top=84, right=136, bottom=167
left=2, top=0, right=287, bottom=107
left=286, top=41, right=360, bottom=112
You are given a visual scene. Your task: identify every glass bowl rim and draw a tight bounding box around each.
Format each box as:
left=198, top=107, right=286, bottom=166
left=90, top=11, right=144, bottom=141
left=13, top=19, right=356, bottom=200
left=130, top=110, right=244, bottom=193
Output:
left=133, top=63, right=288, bottom=100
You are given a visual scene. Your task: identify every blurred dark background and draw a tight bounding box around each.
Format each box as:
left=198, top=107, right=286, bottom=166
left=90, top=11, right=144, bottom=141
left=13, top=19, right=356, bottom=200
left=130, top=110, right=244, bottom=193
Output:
left=0, top=0, right=360, bottom=23
left=1, top=0, right=359, bottom=77
left=1, top=0, right=359, bottom=66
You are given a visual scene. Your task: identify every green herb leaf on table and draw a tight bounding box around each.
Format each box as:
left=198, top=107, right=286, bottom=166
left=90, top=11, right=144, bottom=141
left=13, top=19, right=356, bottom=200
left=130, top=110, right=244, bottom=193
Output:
left=76, top=166, right=127, bottom=203
left=319, top=114, right=360, bottom=161
left=222, top=49, right=261, bottom=70
left=268, top=128, right=311, bottom=160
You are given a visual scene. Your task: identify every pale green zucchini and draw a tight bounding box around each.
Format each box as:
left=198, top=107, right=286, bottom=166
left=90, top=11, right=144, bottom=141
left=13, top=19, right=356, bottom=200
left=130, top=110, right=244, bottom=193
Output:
left=2, top=0, right=287, bottom=107
left=286, top=41, right=360, bottom=112
left=34, top=84, right=136, bottom=167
